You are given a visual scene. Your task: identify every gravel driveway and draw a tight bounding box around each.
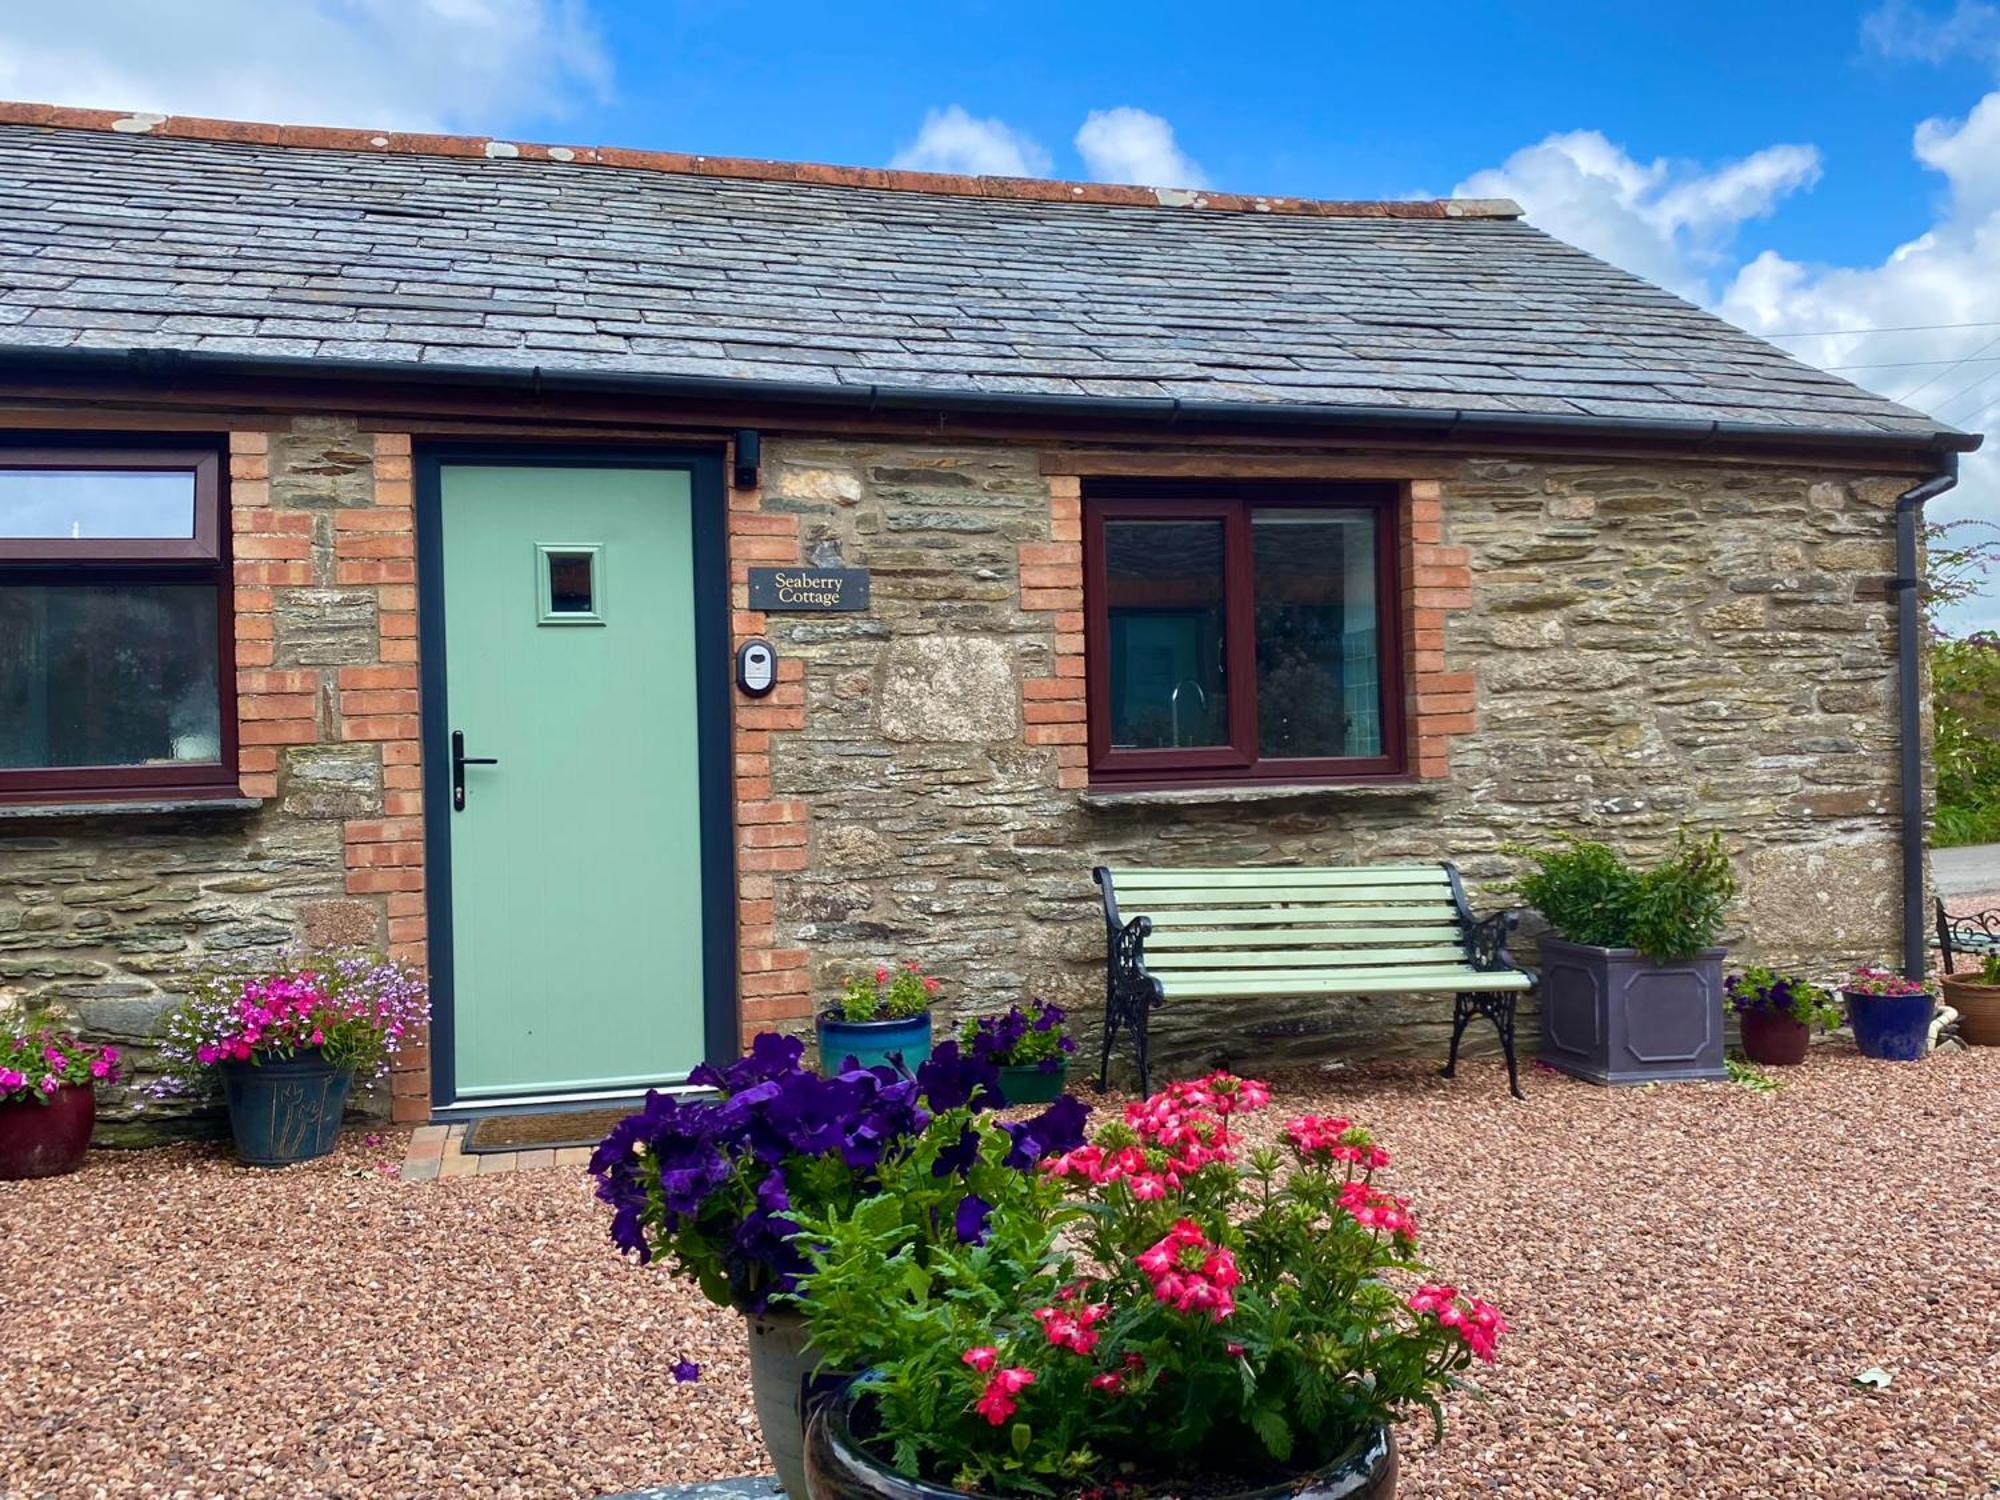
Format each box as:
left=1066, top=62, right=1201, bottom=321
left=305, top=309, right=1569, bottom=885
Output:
left=5, top=1046, right=1997, bottom=1499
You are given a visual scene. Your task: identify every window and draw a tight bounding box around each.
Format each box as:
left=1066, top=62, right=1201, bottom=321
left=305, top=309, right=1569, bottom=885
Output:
left=1083, top=482, right=1402, bottom=786
left=0, top=448, right=235, bottom=802
left=536, top=543, right=604, bottom=624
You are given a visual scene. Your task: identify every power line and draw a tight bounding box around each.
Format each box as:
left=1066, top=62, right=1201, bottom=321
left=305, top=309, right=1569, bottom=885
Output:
left=1894, top=331, right=2000, bottom=407
left=1824, top=355, right=2000, bottom=371
left=1931, top=365, right=2000, bottom=425
left=1761, top=319, right=2000, bottom=340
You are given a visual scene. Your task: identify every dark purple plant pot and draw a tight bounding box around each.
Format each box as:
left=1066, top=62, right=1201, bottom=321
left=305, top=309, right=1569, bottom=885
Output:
left=1738, top=1010, right=1810, bottom=1066
left=0, top=1082, right=96, bottom=1180
left=804, top=1387, right=1397, bottom=1500
left=1843, top=990, right=1935, bottom=1062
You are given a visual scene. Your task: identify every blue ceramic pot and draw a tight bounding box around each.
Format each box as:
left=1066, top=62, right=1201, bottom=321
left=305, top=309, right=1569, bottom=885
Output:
left=219, top=1048, right=353, bottom=1166
left=1843, top=989, right=1936, bottom=1061
left=816, top=1010, right=932, bottom=1077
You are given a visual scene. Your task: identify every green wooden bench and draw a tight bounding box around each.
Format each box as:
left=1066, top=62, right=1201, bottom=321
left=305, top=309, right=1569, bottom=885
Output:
left=1093, top=862, right=1535, bottom=1099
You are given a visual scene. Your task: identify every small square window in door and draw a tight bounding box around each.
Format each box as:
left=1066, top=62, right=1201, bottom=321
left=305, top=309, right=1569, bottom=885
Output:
left=536, top=543, right=605, bottom=625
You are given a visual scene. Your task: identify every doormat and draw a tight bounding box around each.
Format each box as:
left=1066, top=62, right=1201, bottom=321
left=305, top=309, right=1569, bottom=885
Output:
left=461, top=1106, right=637, bottom=1154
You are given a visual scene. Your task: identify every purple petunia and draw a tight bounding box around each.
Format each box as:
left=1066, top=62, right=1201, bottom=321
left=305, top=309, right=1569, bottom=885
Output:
left=954, top=1193, right=993, bottom=1245
left=1003, top=1093, right=1091, bottom=1170
left=672, top=1360, right=701, bottom=1383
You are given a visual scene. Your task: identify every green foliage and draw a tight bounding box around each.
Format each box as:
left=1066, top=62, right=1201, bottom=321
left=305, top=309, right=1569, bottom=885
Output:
left=840, top=959, right=939, bottom=1021
left=1502, top=830, right=1736, bottom=961
left=1932, top=633, right=2000, bottom=849
left=1724, top=1054, right=1780, bottom=1094
left=1725, top=966, right=1842, bottom=1029
left=796, top=1078, right=1500, bottom=1494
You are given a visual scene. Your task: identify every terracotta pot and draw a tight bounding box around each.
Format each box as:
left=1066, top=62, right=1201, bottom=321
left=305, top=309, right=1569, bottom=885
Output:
left=804, top=1385, right=1398, bottom=1500
left=1737, top=1009, right=1810, bottom=1066
left=0, top=1081, right=96, bottom=1180
left=1940, top=973, right=2000, bottom=1047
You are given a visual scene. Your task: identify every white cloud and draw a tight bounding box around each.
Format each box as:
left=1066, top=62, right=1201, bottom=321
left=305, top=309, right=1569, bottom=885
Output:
left=1073, top=107, right=1207, bottom=188
left=889, top=106, right=1051, bottom=178
left=1458, top=102, right=2000, bottom=634
left=1863, top=0, right=2000, bottom=64
left=1455, top=131, right=1821, bottom=301
left=0, top=0, right=611, bottom=132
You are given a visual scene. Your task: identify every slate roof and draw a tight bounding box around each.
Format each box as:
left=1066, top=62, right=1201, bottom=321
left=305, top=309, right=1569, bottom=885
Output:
left=0, top=107, right=1976, bottom=452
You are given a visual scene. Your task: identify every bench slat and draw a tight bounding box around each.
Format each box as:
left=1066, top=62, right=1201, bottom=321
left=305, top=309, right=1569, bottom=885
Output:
left=1112, top=866, right=1448, bottom=890
left=1145, top=924, right=1467, bottom=949
left=1149, top=945, right=1470, bottom=971
left=1145, top=903, right=1459, bottom=927
left=1129, top=885, right=1452, bottom=908
left=1162, top=967, right=1533, bottom=997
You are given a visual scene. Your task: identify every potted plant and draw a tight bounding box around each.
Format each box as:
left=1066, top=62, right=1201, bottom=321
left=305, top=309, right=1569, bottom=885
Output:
left=818, top=959, right=940, bottom=1077
left=1841, top=966, right=1937, bottom=1061
left=152, top=952, right=428, bottom=1166
left=1725, top=967, right=1841, bottom=1066
left=795, top=1071, right=1503, bottom=1499
left=1939, top=953, right=2000, bottom=1047
left=590, top=1032, right=1087, bottom=1499
left=0, top=1029, right=121, bottom=1180
left=1506, top=830, right=1737, bottom=1085
left=960, top=999, right=1076, bottom=1105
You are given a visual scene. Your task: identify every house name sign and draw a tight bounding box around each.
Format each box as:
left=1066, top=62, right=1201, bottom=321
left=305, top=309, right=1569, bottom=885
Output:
left=747, top=567, right=871, bottom=612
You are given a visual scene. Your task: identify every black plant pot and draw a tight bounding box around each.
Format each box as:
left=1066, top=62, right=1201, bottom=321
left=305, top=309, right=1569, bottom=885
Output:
left=1536, top=938, right=1727, bottom=1085
left=803, top=1387, right=1398, bottom=1500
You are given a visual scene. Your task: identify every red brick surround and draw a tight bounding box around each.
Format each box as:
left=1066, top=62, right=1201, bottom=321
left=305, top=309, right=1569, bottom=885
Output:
left=1019, top=473, right=1477, bottom=786
left=1403, top=478, right=1478, bottom=779
left=727, top=448, right=812, bottom=1044
left=1020, top=475, right=1090, bottom=790
left=229, top=427, right=429, bottom=1120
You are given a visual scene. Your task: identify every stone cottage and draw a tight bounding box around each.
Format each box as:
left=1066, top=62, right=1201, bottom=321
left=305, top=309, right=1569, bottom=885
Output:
left=0, top=102, right=1977, bottom=1137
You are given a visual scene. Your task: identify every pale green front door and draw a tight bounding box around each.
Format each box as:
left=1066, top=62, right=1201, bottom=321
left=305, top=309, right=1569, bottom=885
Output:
left=437, top=464, right=708, bottom=1098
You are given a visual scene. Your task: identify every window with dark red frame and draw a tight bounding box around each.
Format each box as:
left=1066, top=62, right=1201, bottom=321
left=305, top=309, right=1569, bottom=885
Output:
left=1083, top=481, right=1404, bottom=787
left=0, top=446, right=237, bottom=803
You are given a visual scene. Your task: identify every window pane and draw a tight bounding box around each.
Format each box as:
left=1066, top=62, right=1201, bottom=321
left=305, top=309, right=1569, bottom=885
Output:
left=547, top=551, right=595, bottom=613
left=0, top=469, right=196, bottom=540
left=0, top=585, right=221, bottom=769
left=1252, top=510, right=1381, bottom=758
left=1103, top=519, right=1229, bottom=749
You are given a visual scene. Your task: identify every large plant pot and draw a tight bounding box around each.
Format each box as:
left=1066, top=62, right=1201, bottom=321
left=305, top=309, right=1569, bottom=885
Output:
left=1536, top=938, right=1727, bottom=1085
left=747, top=1307, right=817, bottom=1500
left=1940, top=973, right=2000, bottom=1046
left=804, top=1388, right=1396, bottom=1500
left=1843, top=990, right=1936, bottom=1061
left=816, top=1011, right=932, bottom=1077
left=219, top=1048, right=353, bottom=1166
left=1737, top=1010, right=1810, bottom=1066
left=0, top=1082, right=95, bottom=1180
left=993, top=1061, right=1068, bottom=1106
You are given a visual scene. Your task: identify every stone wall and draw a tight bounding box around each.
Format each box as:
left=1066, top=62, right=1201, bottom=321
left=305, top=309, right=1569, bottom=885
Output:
left=750, top=439, right=1922, bottom=1077
left=1, top=419, right=1927, bottom=1136
left=0, top=418, right=419, bottom=1139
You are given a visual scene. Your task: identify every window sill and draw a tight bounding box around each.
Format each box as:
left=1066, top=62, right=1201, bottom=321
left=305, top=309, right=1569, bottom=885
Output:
left=0, top=795, right=263, bottom=823
left=1077, top=779, right=1442, bottom=811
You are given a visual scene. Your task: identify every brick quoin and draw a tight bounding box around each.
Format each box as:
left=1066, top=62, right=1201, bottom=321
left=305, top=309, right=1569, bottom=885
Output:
left=1402, top=478, right=1478, bottom=779
left=728, top=437, right=813, bottom=1047
left=1020, top=475, right=1091, bottom=789
left=232, top=427, right=430, bottom=1121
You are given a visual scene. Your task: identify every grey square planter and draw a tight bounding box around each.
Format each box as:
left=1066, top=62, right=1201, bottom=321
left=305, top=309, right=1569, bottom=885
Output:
left=1536, top=937, right=1727, bottom=1085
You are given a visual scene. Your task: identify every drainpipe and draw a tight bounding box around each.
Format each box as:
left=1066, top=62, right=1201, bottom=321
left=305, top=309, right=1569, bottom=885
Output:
left=1894, top=456, right=1959, bottom=980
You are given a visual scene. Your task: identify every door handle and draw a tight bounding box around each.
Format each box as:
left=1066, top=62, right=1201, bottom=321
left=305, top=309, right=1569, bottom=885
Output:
left=451, top=729, right=499, bottom=811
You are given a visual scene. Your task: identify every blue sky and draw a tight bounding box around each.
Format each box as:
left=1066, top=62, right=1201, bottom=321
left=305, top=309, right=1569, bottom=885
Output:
left=3, top=1, right=1998, bottom=626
